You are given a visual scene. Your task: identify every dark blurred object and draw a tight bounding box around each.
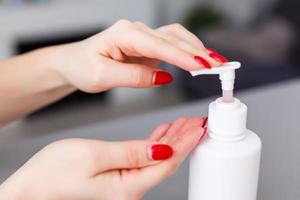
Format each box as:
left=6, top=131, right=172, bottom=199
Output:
left=181, top=1, right=300, bottom=99
left=15, top=28, right=109, bottom=116
left=182, top=64, right=300, bottom=99
left=274, top=0, right=300, bottom=64
left=183, top=1, right=298, bottom=65
left=184, top=4, right=222, bottom=31
left=200, top=18, right=296, bottom=65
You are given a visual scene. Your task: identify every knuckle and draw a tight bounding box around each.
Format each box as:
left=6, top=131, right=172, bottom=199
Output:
left=133, top=21, right=143, bottom=26
left=125, top=145, right=140, bottom=167
left=152, top=37, right=168, bottom=49
left=172, top=23, right=185, bottom=30
left=114, top=19, right=133, bottom=28
left=131, top=68, right=147, bottom=86
left=133, top=21, right=148, bottom=30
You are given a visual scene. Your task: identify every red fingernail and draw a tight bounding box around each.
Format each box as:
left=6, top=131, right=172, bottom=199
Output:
left=206, top=48, right=218, bottom=54
left=202, top=117, right=208, bottom=127
left=199, top=127, right=207, bottom=141
left=149, top=144, right=173, bottom=160
left=154, top=71, right=173, bottom=85
left=194, top=56, right=211, bottom=69
left=209, top=52, right=228, bottom=63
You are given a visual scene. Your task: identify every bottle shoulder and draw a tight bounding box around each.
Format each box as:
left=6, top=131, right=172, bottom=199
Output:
left=193, top=130, right=261, bottom=156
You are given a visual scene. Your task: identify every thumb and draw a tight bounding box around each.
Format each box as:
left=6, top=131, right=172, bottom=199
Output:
left=134, top=126, right=204, bottom=190
left=93, top=140, right=173, bottom=173
left=102, top=58, right=173, bottom=88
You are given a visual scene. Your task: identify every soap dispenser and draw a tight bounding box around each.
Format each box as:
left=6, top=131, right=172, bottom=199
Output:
left=188, top=62, right=262, bottom=200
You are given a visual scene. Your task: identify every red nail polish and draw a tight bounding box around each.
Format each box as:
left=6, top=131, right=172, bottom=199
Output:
left=154, top=71, right=173, bottom=85
left=202, top=117, right=208, bottom=128
left=199, top=127, right=207, bottom=141
left=206, top=48, right=218, bottom=54
left=149, top=144, right=173, bottom=160
left=194, top=56, right=211, bottom=69
left=209, top=52, right=228, bottom=63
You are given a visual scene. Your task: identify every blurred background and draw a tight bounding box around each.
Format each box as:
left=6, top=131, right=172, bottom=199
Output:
left=0, top=0, right=299, bottom=135
left=0, top=0, right=299, bottom=199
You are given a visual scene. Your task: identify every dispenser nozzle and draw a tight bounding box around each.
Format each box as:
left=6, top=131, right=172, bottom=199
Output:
left=190, top=61, right=241, bottom=103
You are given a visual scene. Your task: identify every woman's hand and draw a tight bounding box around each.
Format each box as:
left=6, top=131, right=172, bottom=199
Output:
left=51, top=20, right=228, bottom=93
left=0, top=20, right=227, bottom=124
left=0, top=117, right=207, bottom=200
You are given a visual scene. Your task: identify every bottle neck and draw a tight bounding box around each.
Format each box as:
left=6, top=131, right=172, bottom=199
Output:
left=208, top=98, right=247, bottom=142
left=208, top=130, right=247, bottom=142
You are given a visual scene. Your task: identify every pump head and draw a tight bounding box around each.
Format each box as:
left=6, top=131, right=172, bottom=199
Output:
left=190, top=62, right=241, bottom=103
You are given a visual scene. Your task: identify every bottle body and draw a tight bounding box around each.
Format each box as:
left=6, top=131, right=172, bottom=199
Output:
left=188, top=130, right=261, bottom=200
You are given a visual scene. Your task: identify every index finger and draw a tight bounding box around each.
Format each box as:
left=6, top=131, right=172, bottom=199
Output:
left=116, top=29, right=207, bottom=71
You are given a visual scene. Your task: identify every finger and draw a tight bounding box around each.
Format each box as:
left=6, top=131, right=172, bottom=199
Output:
left=135, top=22, right=204, bottom=57
left=125, top=56, right=160, bottom=66
left=136, top=126, right=204, bottom=190
left=155, top=31, right=221, bottom=68
left=159, top=118, right=187, bottom=144
left=168, top=117, right=205, bottom=144
left=157, top=117, right=207, bottom=144
left=181, top=116, right=207, bottom=133
left=115, top=27, right=207, bottom=71
left=92, top=140, right=173, bottom=173
left=148, top=123, right=171, bottom=141
left=135, top=21, right=198, bottom=63
left=134, top=21, right=155, bottom=33
left=157, top=24, right=228, bottom=64
left=157, top=24, right=205, bottom=51
left=101, top=57, right=173, bottom=88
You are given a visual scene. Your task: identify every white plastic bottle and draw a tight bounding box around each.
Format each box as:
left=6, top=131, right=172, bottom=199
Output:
left=188, top=62, right=262, bottom=200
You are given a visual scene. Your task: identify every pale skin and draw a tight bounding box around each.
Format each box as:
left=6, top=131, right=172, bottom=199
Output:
left=0, top=118, right=206, bottom=200
left=0, top=20, right=225, bottom=200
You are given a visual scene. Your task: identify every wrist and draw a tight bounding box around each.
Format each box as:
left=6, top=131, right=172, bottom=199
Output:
left=35, top=45, right=75, bottom=91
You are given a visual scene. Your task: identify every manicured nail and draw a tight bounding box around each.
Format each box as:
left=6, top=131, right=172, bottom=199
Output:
left=206, top=48, right=218, bottom=54
left=209, top=52, right=228, bottom=63
left=194, top=56, right=211, bottom=69
left=202, top=117, right=208, bottom=127
left=148, top=144, right=173, bottom=160
left=154, top=71, right=173, bottom=85
left=199, top=127, right=207, bottom=141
